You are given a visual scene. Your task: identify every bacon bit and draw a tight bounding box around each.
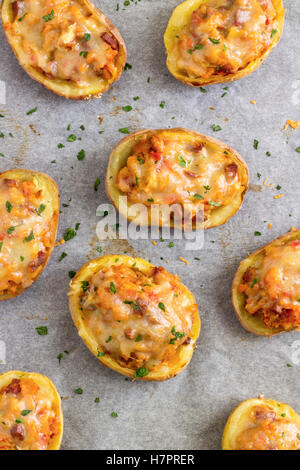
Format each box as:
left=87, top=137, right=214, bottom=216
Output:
left=273, top=194, right=283, bottom=199
left=209, top=107, right=215, bottom=110
left=268, top=223, right=272, bottom=229
left=179, top=256, right=189, bottom=266
left=290, top=227, right=296, bottom=232
left=284, top=120, right=300, bottom=131
left=263, top=177, right=274, bottom=188
left=152, top=241, right=157, bottom=246
left=250, top=100, right=256, bottom=104
left=55, top=239, right=65, bottom=247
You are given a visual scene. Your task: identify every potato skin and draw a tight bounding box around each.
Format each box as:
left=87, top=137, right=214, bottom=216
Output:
left=0, top=169, right=59, bottom=301
left=68, top=255, right=201, bottom=381
left=232, top=229, right=300, bottom=337
left=164, top=0, right=285, bottom=87
left=0, top=370, right=64, bottom=450
left=222, top=397, right=300, bottom=450
left=106, top=128, right=249, bottom=230
left=1, top=0, right=127, bottom=100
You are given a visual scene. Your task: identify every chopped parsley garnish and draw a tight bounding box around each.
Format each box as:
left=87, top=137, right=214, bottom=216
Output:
left=79, top=51, right=88, bottom=58
left=77, top=149, right=85, bottom=160
left=271, top=29, right=278, bottom=38
left=253, top=139, right=259, bottom=149
left=138, top=157, right=145, bottom=164
left=74, top=388, right=83, bottom=395
left=111, top=412, right=118, bottom=418
left=135, top=334, right=142, bottom=342
left=81, top=281, right=89, bottom=292
left=43, top=10, right=54, bottom=22
left=169, top=242, right=174, bottom=248
left=59, top=252, right=67, bottom=262
left=94, top=178, right=100, bottom=191
left=122, top=105, right=132, bottom=112
left=194, top=193, right=204, bottom=200
left=110, top=282, right=117, bottom=294
left=209, top=38, right=220, bottom=44
left=212, top=124, right=221, bottom=132
left=67, top=134, right=76, bottom=142
left=133, top=96, right=139, bottom=101
left=208, top=201, right=220, bottom=207
left=15, top=418, right=23, bottom=424
left=124, top=63, right=132, bottom=70
left=0, top=242, right=3, bottom=252
left=158, top=302, right=165, bottom=311
left=5, top=201, right=12, bottom=213
left=25, top=230, right=35, bottom=242
left=119, top=128, right=130, bottom=134
left=97, top=351, right=105, bottom=357
left=251, top=278, right=258, bottom=288
left=7, top=227, right=15, bottom=234
left=26, top=107, right=37, bottom=115
left=178, top=155, right=186, bottom=167
left=57, top=143, right=64, bottom=149
left=84, top=33, right=91, bottom=41
left=200, top=87, right=206, bottom=93
left=147, top=198, right=154, bottom=203
left=134, top=367, right=149, bottom=378
left=95, top=397, right=100, bottom=403
left=160, top=101, right=166, bottom=109
left=69, top=271, right=76, bottom=279
left=21, top=410, right=31, bottom=416
left=36, top=326, right=48, bottom=336
left=57, top=353, right=63, bottom=364
left=106, top=336, right=112, bottom=343
left=254, top=231, right=261, bottom=236
left=18, top=13, right=27, bottom=21
left=64, top=228, right=77, bottom=241
left=37, top=204, right=46, bottom=216
left=296, top=147, right=300, bottom=153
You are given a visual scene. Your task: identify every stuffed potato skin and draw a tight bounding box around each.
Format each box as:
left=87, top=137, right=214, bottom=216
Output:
left=164, top=0, right=285, bottom=87
left=69, top=255, right=201, bottom=381
left=222, top=398, right=300, bottom=450
left=0, top=169, right=59, bottom=301
left=232, top=229, right=300, bottom=336
left=106, top=128, right=249, bottom=230
left=1, top=0, right=127, bottom=100
left=0, top=370, right=63, bottom=450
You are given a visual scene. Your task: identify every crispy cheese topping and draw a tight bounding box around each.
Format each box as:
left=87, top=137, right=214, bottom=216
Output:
left=172, top=0, right=278, bottom=79
left=239, top=240, right=300, bottom=329
left=0, top=378, right=60, bottom=450
left=0, top=175, right=56, bottom=297
left=235, top=405, right=300, bottom=450
left=116, top=132, right=242, bottom=223
left=8, top=0, right=121, bottom=87
left=79, top=263, right=197, bottom=372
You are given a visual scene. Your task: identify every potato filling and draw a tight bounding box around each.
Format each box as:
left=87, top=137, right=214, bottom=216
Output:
left=0, top=378, right=60, bottom=450
left=172, top=0, right=278, bottom=79
left=116, top=132, right=242, bottom=222
left=0, top=175, right=56, bottom=297
left=8, top=0, right=120, bottom=86
left=235, top=405, right=300, bottom=450
left=79, top=263, right=197, bottom=373
left=238, top=241, right=300, bottom=330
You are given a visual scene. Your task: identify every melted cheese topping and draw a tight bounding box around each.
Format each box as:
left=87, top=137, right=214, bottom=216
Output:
left=80, top=263, right=197, bottom=372
left=7, top=0, right=120, bottom=87
left=239, top=241, right=300, bottom=329
left=172, top=0, right=278, bottom=79
left=0, top=176, right=56, bottom=297
left=0, top=378, right=59, bottom=450
left=116, top=132, right=242, bottom=223
left=235, top=405, right=300, bottom=450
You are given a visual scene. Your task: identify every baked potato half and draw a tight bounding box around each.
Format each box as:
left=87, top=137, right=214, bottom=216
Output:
left=1, top=0, right=127, bottom=99
left=0, top=169, right=59, bottom=301
left=69, top=255, right=201, bottom=381
left=164, top=0, right=285, bottom=87
left=106, top=128, right=249, bottom=230
left=232, top=230, right=300, bottom=336
left=0, top=370, right=63, bottom=450
left=222, top=397, right=300, bottom=450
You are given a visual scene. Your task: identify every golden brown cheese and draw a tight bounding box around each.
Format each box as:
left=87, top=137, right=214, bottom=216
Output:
left=172, top=0, right=278, bottom=79
left=115, top=131, right=242, bottom=223
left=0, top=377, right=60, bottom=450
left=78, top=263, right=198, bottom=373
left=235, top=405, right=300, bottom=450
left=238, top=240, right=300, bottom=330
left=7, top=0, right=121, bottom=87
left=0, top=173, right=58, bottom=298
